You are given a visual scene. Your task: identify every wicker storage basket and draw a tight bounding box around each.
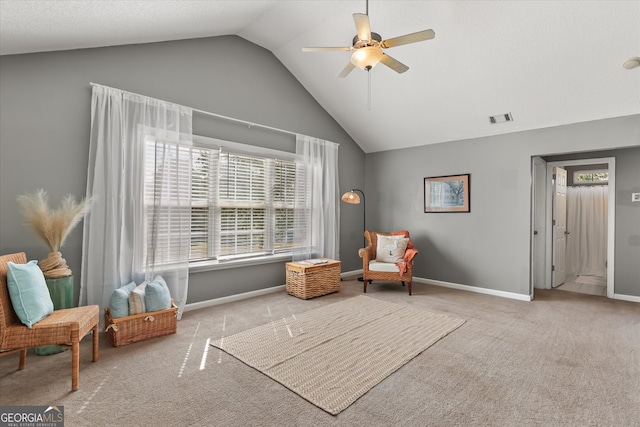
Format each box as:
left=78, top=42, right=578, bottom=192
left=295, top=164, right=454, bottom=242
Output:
left=286, top=259, right=341, bottom=299
left=104, top=302, right=178, bottom=347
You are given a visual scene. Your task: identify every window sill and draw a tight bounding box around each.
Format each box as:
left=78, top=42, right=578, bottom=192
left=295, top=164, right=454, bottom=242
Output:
left=189, top=253, right=293, bottom=273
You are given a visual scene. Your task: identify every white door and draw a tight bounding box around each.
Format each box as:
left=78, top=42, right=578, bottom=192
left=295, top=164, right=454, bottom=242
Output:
left=552, top=166, right=567, bottom=288
left=531, top=157, right=547, bottom=293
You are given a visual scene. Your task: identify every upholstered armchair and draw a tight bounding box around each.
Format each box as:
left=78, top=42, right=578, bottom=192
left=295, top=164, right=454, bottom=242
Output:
left=0, top=252, right=99, bottom=391
left=358, top=230, right=418, bottom=295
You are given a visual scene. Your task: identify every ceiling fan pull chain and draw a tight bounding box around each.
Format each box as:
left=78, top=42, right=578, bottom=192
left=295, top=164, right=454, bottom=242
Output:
left=367, top=68, right=372, bottom=111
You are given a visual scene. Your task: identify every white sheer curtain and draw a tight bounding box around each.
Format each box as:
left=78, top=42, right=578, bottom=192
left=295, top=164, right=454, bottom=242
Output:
left=566, top=185, right=608, bottom=278
left=293, top=135, right=340, bottom=260
left=81, top=84, right=192, bottom=317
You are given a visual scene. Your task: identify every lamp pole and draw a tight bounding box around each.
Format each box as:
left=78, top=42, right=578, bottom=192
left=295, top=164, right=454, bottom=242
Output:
left=349, top=189, right=366, bottom=248
left=341, top=188, right=366, bottom=282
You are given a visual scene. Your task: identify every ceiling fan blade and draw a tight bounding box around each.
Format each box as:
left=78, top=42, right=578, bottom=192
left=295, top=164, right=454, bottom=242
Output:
left=380, top=29, right=435, bottom=49
left=337, top=62, right=356, bottom=78
left=302, top=46, right=353, bottom=52
left=379, top=54, right=409, bottom=74
left=353, top=13, right=372, bottom=42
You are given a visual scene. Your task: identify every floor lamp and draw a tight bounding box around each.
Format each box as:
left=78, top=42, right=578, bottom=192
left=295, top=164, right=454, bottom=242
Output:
left=341, top=189, right=366, bottom=282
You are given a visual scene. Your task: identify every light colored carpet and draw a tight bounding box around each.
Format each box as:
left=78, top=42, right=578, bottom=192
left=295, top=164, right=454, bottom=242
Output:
left=211, top=295, right=465, bottom=415
left=3, top=282, right=639, bottom=426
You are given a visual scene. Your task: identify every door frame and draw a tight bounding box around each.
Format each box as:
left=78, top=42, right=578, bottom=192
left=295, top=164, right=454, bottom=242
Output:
left=543, top=157, right=615, bottom=297
left=530, top=156, right=547, bottom=298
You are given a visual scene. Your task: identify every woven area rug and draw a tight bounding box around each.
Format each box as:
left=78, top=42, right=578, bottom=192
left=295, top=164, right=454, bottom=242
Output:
left=211, top=295, right=465, bottom=415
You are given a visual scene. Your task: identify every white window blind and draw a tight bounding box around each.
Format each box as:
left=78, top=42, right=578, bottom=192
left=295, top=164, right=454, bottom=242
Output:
left=273, top=159, right=297, bottom=251
left=219, top=152, right=267, bottom=258
left=144, top=138, right=193, bottom=266
left=190, top=146, right=217, bottom=260
left=145, top=136, right=306, bottom=264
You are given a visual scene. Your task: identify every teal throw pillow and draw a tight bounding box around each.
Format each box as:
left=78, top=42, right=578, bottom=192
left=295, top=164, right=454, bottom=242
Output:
left=144, top=275, right=172, bottom=312
left=7, top=260, right=54, bottom=328
left=108, top=281, right=137, bottom=318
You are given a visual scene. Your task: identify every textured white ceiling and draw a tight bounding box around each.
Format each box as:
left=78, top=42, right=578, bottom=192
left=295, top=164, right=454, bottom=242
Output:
left=1, top=0, right=639, bottom=153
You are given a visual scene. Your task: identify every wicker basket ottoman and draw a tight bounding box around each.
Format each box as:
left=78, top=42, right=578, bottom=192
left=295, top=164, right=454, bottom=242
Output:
left=104, top=302, right=178, bottom=347
left=286, top=259, right=341, bottom=299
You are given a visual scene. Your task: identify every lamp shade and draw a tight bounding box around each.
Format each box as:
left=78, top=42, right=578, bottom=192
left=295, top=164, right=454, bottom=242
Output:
left=341, top=191, right=361, bottom=204
left=350, top=46, right=384, bottom=70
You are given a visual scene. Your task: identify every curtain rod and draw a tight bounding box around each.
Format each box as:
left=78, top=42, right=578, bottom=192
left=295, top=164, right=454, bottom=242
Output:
left=89, top=82, right=298, bottom=137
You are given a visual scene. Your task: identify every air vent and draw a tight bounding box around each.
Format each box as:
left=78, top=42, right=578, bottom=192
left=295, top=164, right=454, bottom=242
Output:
left=489, top=113, right=513, bottom=124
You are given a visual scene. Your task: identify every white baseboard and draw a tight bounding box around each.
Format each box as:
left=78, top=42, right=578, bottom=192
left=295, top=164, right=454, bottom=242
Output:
left=183, top=285, right=285, bottom=313
left=341, top=269, right=362, bottom=278
left=413, top=277, right=533, bottom=302
left=341, top=271, right=531, bottom=301
left=187, top=272, right=640, bottom=312
left=613, top=293, right=640, bottom=303
left=183, top=269, right=362, bottom=313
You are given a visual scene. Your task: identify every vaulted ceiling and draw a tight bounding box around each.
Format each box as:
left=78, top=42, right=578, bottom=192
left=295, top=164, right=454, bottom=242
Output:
left=1, top=1, right=638, bottom=153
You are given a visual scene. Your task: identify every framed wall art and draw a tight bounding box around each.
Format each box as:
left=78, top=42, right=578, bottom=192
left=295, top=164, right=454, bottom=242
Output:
left=424, top=174, right=470, bottom=213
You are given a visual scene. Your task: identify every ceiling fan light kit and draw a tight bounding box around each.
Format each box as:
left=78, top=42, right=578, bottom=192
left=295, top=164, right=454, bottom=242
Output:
left=351, top=46, right=384, bottom=70
left=302, top=1, right=435, bottom=78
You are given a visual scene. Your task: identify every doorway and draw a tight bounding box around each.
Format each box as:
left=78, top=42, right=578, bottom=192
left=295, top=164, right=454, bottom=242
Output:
left=530, top=156, right=616, bottom=299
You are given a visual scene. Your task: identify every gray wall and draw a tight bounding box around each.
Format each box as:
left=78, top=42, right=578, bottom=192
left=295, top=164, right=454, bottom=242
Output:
left=0, top=36, right=366, bottom=305
left=1, top=35, right=637, bottom=304
left=366, top=115, right=640, bottom=297
left=544, top=148, right=640, bottom=296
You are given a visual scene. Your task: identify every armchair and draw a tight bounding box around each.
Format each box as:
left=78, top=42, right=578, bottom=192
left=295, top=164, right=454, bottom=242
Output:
left=358, top=230, right=417, bottom=295
left=0, top=252, right=99, bottom=391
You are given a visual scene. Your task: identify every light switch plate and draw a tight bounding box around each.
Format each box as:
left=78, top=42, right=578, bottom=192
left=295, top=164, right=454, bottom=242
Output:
left=632, top=193, right=640, bottom=202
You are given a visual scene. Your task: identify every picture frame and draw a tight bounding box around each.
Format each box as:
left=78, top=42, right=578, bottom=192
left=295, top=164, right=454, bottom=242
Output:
left=424, top=174, right=470, bottom=213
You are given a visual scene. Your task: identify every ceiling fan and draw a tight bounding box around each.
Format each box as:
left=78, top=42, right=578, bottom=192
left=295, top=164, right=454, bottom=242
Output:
left=302, top=0, right=435, bottom=78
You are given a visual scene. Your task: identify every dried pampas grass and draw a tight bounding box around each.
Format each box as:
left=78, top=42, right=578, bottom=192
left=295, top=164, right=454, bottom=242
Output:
left=17, top=189, right=92, bottom=277
left=18, top=189, right=92, bottom=251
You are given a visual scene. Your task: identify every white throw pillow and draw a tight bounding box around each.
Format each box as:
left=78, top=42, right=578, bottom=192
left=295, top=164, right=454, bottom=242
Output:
left=376, top=235, right=409, bottom=263
left=129, top=282, right=147, bottom=315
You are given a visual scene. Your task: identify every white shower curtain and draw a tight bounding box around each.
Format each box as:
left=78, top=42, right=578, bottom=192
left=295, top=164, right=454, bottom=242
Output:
left=566, top=185, right=608, bottom=278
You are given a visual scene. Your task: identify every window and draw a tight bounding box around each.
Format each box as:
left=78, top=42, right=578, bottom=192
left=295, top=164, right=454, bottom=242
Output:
left=145, top=136, right=304, bottom=266
left=143, top=138, right=192, bottom=267
left=573, top=169, right=608, bottom=184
